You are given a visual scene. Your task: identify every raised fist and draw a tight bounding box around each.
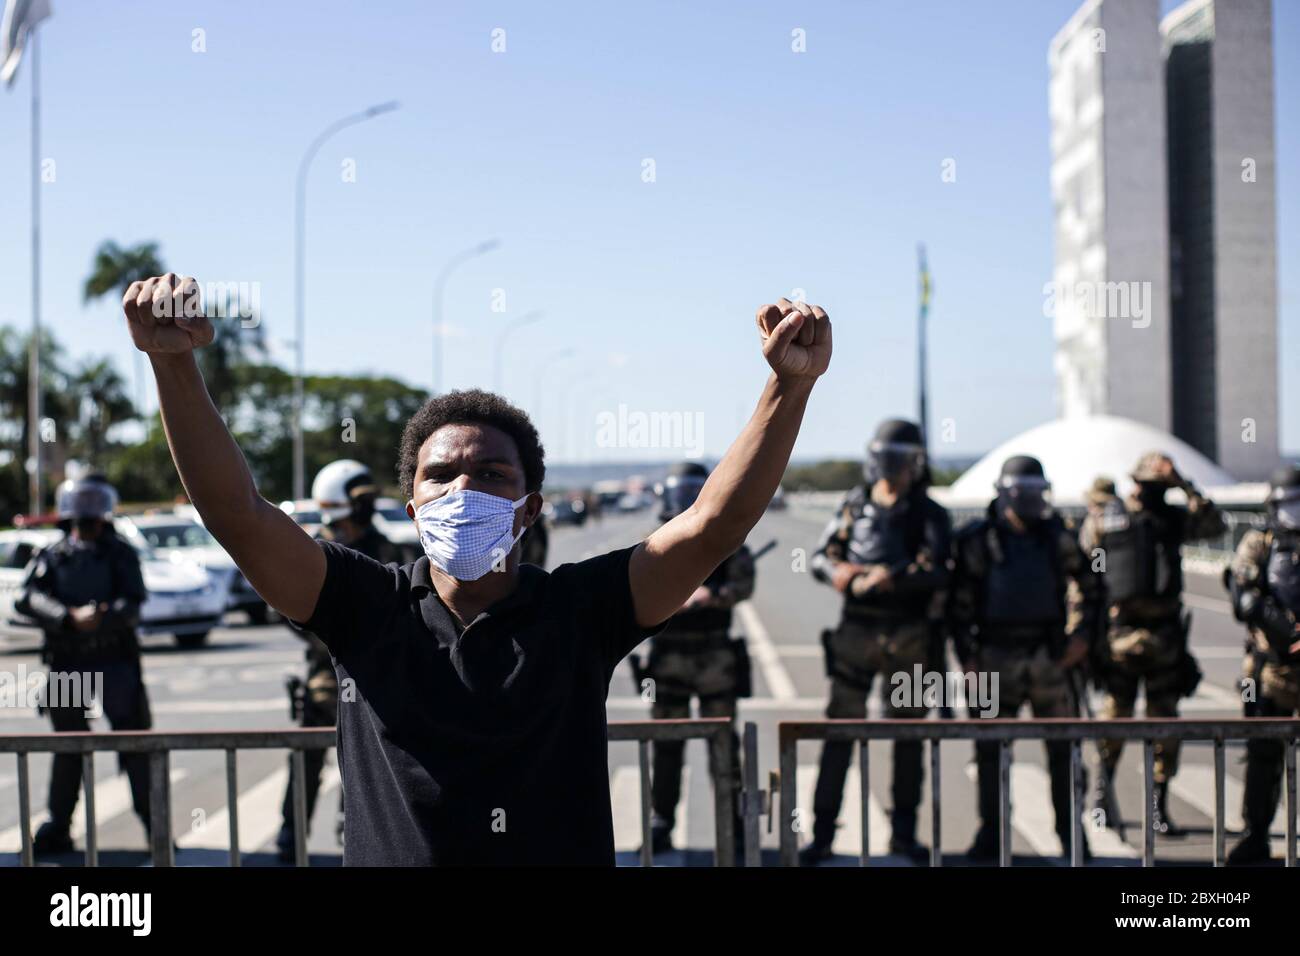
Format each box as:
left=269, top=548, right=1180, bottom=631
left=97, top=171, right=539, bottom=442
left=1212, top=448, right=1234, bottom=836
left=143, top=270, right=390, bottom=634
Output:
left=123, top=274, right=215, bottom=354
left=754, top=298, right=832, bottom=382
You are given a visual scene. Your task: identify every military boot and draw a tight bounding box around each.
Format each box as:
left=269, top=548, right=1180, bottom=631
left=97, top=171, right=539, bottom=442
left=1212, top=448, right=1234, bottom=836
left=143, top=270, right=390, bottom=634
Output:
left=33, top=821, right=74, bottom=857
left=1226, top=831, right=1271, bottom=866
left=965, top=824, right=999, bottom=863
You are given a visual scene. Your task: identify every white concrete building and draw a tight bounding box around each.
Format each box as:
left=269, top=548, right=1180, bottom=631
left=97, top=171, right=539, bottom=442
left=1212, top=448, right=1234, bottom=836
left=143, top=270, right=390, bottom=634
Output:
left=1048, top=0, right=1172, bottom=433
left=1162, top=0, right=1280, bottom=481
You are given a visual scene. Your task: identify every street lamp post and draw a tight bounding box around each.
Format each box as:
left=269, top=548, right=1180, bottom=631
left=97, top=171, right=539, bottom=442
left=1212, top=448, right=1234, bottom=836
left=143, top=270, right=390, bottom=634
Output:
left=292, top=100, right=399, bottom=501
left=432, top=239, right=500, bottom=396
left=531, top=347, right=576, bottom=429
left=493, top=310, right=543, bottom=394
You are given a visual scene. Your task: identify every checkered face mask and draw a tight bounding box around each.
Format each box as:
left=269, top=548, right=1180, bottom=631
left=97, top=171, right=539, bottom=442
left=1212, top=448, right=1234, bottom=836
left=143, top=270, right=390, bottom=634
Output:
left=414, top=490, right=531, bottom=581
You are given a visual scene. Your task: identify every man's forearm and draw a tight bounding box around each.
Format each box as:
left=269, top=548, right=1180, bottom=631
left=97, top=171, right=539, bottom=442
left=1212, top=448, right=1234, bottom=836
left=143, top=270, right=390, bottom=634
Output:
left=150, top=353, right=262, bottom=539
left=691, top=374, right=812, bottom=550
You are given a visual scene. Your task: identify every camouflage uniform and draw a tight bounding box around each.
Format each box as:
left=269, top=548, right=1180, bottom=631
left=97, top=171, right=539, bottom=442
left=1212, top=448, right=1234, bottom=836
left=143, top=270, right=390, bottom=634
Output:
left=806, top=484, right=951, bottom=854
left=642, top=546, right=755, bottom=832
left=278, top=523, right=399, bottom=852
left=1078, top=478, right=1224, bottom=786
left=948, top=505, right=1100, bottom=856
left=1225, top=528, right=1300, bottom=861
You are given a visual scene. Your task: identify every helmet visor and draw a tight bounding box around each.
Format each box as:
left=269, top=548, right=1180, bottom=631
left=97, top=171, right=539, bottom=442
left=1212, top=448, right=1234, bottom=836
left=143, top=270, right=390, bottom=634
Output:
left=661, top=475, right=706, bottom=519
left=866, top=441, right=925, bottom=484
left=997, top=475, right=1053, bottom=520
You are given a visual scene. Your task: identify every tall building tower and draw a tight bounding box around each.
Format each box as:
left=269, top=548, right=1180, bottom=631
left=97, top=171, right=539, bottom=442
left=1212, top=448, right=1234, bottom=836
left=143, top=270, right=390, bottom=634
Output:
left=1163, top=0, right=1279, bottom=481
left=1048, top=0, right=1172, bottom=433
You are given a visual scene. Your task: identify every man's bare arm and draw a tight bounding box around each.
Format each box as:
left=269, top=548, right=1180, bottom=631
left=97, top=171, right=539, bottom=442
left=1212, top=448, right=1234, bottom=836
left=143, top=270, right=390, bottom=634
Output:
left=126, top=274, right=325, bottom=622
left=629, top=299, right=831, bottom=627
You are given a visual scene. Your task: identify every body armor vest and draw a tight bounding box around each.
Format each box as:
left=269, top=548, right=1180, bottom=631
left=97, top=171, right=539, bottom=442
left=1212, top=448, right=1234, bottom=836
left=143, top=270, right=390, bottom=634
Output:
left=846, top=499, right=912, bottom=567
left=1097, top=503, right=1181, bottom=603
left=982, top=523, right=1062, bottom=626
left=1266, top=538, right=1300, bottom=616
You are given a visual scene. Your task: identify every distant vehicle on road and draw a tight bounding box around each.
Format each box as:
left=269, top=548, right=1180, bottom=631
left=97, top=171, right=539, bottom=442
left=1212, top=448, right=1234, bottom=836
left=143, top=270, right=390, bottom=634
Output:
left=0, top=527, right=227, bottom=649
left=278, top=499, right=322, bottom=537
left=114, top=513, right=273, bottom=624
left=373, top=497, right=421, bottom=563
left=547, top=497, right=587, bottom=527
left=617, top=492, right=652, bottom=513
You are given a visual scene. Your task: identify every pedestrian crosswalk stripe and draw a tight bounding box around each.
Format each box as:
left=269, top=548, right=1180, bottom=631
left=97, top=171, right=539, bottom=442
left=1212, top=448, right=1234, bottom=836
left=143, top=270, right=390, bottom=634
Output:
left=609, top=765, right=690, bottom=853
left=178, top=762, right=340, bottom=853
left=977, top=761, right=1139, bottom=861
left=1171, top=764, right=1294, bottom=859
left=0, top=768, right=188, bottom=852
left=735, top=602, right=797, bottom=701
left=794, top=763, right=891, bottom=858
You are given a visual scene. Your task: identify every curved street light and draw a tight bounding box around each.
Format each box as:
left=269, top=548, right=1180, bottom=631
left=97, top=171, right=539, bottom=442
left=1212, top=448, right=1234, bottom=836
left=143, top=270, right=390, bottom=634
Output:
left=493, top=310, right=543, bottom=394
left=432, top=239, right=500, bottom=396
left=292, top=100, right=400, bottom=499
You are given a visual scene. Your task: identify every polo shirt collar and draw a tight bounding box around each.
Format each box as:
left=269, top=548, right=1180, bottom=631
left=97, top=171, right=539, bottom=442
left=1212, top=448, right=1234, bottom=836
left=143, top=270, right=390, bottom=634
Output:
left=411, top=557, right=545, bottom=647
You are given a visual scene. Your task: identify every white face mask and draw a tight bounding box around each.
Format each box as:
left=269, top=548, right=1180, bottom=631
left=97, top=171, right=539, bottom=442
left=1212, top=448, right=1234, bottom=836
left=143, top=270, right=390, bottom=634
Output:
left=413, top=489, right=531, bottom=581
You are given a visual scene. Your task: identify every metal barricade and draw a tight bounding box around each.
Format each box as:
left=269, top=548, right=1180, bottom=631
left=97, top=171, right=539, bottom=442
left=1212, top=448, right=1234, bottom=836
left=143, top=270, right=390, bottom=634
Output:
left=1, top=717, right=743, bottom=868
left=608, top=717, right=739, bottom=866
left=777, top=717, right=1299, bottom=867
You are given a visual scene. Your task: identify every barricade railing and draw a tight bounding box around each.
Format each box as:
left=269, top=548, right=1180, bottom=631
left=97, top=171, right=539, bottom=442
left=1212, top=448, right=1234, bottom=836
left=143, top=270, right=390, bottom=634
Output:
left=777, top=717, right=1299, bottom=868
left=1, top=718, right=741, bottom=868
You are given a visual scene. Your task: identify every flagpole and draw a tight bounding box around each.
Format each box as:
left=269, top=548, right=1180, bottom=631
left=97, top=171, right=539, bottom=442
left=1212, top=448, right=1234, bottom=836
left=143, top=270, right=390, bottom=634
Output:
left=26, top=27, right=41, bottom=514
left=917, top=243, right=929, bottom=453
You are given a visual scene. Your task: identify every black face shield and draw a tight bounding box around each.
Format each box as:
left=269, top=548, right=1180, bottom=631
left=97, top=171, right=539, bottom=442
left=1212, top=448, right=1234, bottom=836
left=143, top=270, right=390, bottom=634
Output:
left=997, top=474, right=1053, bottom=522
left=865, top=441, right=925, bottom=486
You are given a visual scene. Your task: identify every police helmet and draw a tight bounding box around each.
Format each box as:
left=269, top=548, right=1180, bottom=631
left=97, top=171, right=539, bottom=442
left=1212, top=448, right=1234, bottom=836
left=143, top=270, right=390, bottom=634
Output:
left=1267, top=463, right=1300, bottom=532
left=995, top=455, right=1052, bottom=521
left=56, top=476, right=119, bottom=521
left=660, top=462, right=709, bottom=522
left=312, top=460, right=378, bottom=523
left=864, top=419, right=926, bottom=485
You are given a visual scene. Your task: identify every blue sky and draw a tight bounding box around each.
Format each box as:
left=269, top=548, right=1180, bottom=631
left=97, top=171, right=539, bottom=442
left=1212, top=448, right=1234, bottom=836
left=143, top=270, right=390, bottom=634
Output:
left=1, top=0, right=1295, bottom=463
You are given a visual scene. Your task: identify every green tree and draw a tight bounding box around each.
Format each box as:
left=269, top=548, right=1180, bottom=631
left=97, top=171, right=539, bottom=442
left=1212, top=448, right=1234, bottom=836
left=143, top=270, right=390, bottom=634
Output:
left=68, top=358, right=136, bottom=464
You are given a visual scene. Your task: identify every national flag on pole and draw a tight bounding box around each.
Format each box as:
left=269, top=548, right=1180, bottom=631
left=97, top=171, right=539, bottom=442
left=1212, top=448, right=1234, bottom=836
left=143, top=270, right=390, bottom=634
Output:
left=1, top=0, right=51, bottom=87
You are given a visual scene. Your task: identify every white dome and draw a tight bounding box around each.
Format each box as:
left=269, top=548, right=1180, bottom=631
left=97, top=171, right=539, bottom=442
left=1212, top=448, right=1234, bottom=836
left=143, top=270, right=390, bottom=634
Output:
left=946, top=415, right=1237, bottom=506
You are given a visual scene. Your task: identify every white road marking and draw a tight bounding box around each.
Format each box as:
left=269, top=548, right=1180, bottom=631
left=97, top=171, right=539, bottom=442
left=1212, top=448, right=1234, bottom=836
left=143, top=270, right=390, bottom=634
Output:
left=178, top=762, right=340, bottom=853
left=0, top=768, right=188, bottom=852
left=793, top=763, right=890, bottom=858
left=735, top=602, right=797, bottom=701
left=1171, top=764, right=1295, bottom=859
left=960, top=760, right=1138, bottom=861
left=609, top=765, right=690, bottom=853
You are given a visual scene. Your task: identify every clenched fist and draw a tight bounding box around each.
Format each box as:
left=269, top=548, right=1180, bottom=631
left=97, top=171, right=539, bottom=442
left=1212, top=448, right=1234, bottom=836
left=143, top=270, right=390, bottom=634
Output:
left=755, top=298, right=832, bottom=382
left=123, top=274, right=215, bottom=354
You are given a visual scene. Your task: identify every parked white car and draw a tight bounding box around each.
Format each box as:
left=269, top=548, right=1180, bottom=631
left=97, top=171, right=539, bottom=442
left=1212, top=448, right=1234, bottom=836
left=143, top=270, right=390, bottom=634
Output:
left=373, top=497, right=421, bottom=563
left=0, top=527, right=227, bottom=649
left=114, top=514, right=274, bottom=624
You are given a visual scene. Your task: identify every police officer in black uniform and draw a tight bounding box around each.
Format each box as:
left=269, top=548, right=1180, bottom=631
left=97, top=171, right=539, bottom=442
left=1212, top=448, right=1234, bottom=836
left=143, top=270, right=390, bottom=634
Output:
left=636, top=462, right=755, bottom=855
left=948, top=456, right=1101, bottom=862
left=1224, top=464, right=1300, bottom=865
left=17, top=476, right=154, bottom=856
left=800, top=419, right=951, bottom=866
left=276, top=459, right=399, bottom=862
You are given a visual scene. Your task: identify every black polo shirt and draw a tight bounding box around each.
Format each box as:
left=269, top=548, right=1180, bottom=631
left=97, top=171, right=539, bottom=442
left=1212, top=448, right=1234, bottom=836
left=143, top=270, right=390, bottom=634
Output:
left=292, top=541, right=660, bottom=865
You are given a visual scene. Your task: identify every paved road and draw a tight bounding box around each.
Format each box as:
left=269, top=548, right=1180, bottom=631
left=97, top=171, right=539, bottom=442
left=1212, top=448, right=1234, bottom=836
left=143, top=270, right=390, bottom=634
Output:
left=0, top=508, right=1290, bottom=866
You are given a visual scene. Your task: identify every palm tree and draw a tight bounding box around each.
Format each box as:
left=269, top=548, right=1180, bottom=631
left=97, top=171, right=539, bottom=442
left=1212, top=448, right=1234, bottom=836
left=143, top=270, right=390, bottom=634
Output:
left=70, top=358, right=135, bottom=463
left=83, top=240, right=166, bottom=432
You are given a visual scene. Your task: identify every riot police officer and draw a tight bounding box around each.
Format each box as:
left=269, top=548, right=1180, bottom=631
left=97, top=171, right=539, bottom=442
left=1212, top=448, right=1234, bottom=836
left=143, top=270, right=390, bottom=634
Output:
left=800, top=419, right=951, bottom=866
left=638, top=462, right=754, bottom=855
left=276, top=459, right=399, bottom=862
left=16, top=477, right=154, bottom=856
left=1079, top=451, right=1225, bottom=835
left=948, top=456, right=1100, bottom=862
left=1224, top=464, right=1300, bottom=865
